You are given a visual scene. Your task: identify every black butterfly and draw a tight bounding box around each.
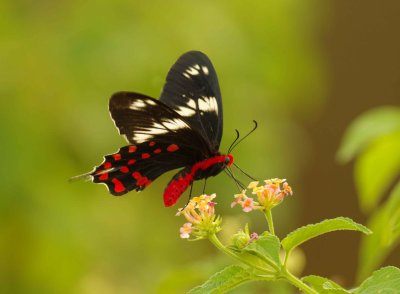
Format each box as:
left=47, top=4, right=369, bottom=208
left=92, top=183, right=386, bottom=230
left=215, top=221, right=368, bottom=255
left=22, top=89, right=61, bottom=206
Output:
left=74, top=51, right=234, bottom=206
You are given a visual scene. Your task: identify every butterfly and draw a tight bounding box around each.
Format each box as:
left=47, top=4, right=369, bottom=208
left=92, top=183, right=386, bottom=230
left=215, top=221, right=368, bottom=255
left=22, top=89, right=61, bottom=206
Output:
left=73, top=51, right=235, bottom=207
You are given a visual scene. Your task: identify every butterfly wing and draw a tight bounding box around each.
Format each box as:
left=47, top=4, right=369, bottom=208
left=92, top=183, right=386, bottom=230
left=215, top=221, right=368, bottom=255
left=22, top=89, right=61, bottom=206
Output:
left=90, top=91, right=212, bottom=197
left=109, top=91, right=212, bottom=157
left=90, top=142, right=192, bottom=196
left=160, top=51, right=223, bottom=152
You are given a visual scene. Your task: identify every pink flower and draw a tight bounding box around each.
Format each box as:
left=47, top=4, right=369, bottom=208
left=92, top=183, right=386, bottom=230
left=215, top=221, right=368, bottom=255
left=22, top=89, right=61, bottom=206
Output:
left=231, top=190, right=246, bottom=208
left=250, top=232, right=259, bottom=241
left=179, top=223, right=193, bottom=239
left=242, top=197, right=255, bottom=212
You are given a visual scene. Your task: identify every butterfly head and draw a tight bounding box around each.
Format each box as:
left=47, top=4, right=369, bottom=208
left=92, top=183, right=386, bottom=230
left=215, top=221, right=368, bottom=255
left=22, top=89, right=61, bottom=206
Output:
left=225, top=154, right=234, bottom=167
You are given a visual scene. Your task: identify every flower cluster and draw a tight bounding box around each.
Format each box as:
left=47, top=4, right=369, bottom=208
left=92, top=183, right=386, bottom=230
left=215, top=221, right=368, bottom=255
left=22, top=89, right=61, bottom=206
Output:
left=231, top=178, right=293, bottom=212
left=177, top=194, right=222, bottom=240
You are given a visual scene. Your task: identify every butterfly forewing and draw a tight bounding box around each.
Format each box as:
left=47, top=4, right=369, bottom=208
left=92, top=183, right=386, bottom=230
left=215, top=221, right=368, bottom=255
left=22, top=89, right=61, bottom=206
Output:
left=160, top=51, right=223, bottom=152
left=109, top=91, right=212, bottom=157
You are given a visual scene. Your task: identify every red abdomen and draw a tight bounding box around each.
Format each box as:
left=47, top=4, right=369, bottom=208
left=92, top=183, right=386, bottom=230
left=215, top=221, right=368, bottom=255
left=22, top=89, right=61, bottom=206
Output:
left=163, top=154, right=233, bottom=206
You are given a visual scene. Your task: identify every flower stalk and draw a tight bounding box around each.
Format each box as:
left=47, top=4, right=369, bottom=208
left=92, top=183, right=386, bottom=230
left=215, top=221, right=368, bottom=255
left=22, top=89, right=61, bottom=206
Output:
left=265, top=209, right=275, bottom=235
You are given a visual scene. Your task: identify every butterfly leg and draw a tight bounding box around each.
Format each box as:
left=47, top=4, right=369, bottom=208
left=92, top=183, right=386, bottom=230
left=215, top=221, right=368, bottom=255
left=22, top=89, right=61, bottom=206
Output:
left=185, top=182, right=194, bottom=206
left=202, top=179, right=207, bottom=194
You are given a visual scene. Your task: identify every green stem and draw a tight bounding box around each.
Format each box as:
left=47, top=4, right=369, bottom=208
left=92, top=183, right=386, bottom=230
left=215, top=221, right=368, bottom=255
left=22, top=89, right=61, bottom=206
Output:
left=283, top=249, right=291, bottom=268
left=208, top=234, right=275, bottom=274
left=265, top=209, right=275, bottom=235
left=281, top=268, right=318, bottom=294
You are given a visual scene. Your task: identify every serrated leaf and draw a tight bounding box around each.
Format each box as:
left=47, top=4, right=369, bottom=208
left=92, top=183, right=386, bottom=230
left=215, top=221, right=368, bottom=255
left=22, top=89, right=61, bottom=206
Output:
left=188, top=265, right=255, bottom=294
left=302, top=275, right=350, bottom=293
left=357, top=182, right=400, bottom=282
left=242, top=232, right=281, bottom=267
left=355, top=131, right=400, bottom=213
left=282, top=217, right=372, bottom=253
left=337, top=106, right=400, bottom=163
left=356, top=266, right=400, bottom=293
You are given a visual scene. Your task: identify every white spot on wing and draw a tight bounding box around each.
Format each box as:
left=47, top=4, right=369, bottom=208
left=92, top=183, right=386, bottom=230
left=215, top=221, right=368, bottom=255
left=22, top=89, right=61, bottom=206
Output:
left=163, top=118, right=188, bottom=130
left=146, top=99, right=156, bottom=105
left=131, top=118, right=189, bottom=143
left=175, top=106, right=196, bottom=117
left=183, top=73, right=191, bottom=79
left=198, top=96, right=218, bottom=114
left=187, top=99, right=196, bottom=108
left=174, top=99, right=197, bottom=117
left=202, top=66, right=209, bottom=75
left=129, top=100, right=146, bottom=110
left=132, top=133, right=154, bottom=143
left=186, top=66, right=199, bottom=76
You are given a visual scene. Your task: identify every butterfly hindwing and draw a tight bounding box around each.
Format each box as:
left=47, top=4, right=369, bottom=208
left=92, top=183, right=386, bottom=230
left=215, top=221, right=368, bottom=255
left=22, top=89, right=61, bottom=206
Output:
left=160, top=51, right=223, bottom=152
left=91, top=140, right=197, bottom=195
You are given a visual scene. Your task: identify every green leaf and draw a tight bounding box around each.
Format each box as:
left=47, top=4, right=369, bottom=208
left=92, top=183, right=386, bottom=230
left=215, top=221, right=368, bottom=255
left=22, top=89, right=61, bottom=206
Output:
left=302, top=275, right=350, bottom=293
left=356, top=266, right=400, bottom=293
left=188, top=265, right=256, bottom=294
left=282, top=217, right=372, bottom=253
left=357, top=182, right=400, bottom=282
left=337, top=106, right=400, bottom=163
left=242, top=232, right=281, bottom=267
left=354, top=131, right=400, bottom=213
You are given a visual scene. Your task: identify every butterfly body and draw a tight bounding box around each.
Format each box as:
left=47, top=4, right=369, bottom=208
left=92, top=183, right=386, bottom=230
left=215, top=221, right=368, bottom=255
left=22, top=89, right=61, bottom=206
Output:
left=76, top=51, right=231, bottom=206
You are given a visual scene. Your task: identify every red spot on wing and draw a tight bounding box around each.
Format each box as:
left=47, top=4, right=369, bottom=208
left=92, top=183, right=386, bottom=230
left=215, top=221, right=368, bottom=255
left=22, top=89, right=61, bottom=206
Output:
left=132, top=172, right=141, bottom=180
left=138, top=177, right=151, bottom=187
left=128, top=146, right=137, bottom=153
left=128, top=159, right=136, bottom=165
left=120, top=166, right=129, bottom=173
left=153, top=148, right=161, bottom=154
left=104, top=162, right=112, bottom=169
left=112, top=178, right=125, bottom=193
left=149, top=141, right=156, bottom=147
left=113, top=153, right=121, bottom=161
left=132, top=172, right=151, bottom=187
left=167, top=144, right=179, bottom=152
left=142, top=153, right=151, bottom=159
left=99, top=173, right=108, bottom=181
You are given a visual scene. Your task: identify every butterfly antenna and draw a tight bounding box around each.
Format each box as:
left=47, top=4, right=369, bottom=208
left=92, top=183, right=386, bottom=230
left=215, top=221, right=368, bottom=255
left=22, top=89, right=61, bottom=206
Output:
left=227, top=129, right=240, bottom=154
left=229, top=167, right=246, bottom=190
left=229, top=120, right=258, bottom=153
left=225, top=167, right=246, bottom=190
left=224, top=169, right=243, bottom=192
left=233, top=163, right=258, bottom=181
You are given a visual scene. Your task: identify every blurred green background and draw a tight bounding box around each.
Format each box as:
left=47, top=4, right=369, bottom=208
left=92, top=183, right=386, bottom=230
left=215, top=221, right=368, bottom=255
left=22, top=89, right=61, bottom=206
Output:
left=1, top=0, right=399, bottom=293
